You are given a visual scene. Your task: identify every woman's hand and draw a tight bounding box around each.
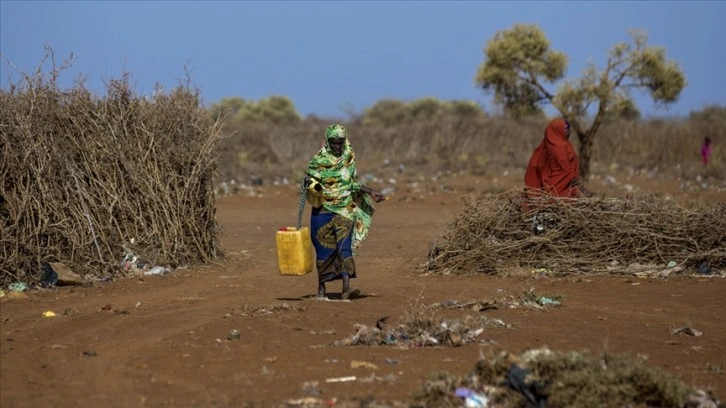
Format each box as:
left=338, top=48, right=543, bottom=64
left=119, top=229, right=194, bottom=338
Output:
left=370, top=191, right=386, bottom=203
left=362, top=186, right=386, bottom=203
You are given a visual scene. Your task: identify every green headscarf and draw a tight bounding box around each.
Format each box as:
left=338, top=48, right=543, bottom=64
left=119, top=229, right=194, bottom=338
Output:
left=325, top=123, right=348, bottom=140
left=306, top=124, right=375, bottom=249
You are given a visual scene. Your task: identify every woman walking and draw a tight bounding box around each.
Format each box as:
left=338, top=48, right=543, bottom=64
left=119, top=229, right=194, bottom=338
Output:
left=305, top=124, right=385, bottom=300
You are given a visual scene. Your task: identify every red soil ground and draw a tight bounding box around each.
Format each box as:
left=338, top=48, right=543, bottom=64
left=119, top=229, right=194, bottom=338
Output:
left=1, top=170, right=724, bottom=407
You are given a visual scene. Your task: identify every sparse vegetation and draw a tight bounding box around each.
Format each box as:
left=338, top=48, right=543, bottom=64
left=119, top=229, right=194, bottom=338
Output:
left=475, top=24, right=687, bottom=180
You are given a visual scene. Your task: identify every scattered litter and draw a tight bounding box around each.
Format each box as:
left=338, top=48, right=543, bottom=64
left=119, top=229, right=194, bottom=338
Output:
left=42, top=311, right=57, bottom=318
left=671, top=326, right=703, bottom=337
left=359, top=373, right=398, bottom=383
left=144, top=266, right=170, bottom=276
left=697, top=262, right=712, bottom=275
left=235, top=302, right=305, bottom=316
left=283, top=397, right=325, bottom=407
left=120, top=246, right=171, bottom=277
left=40, top=263, right=58, bottom=287
left=531, top=267, right=551, bottom=276
left=325, top=376, right=356, bottom=383
left=301, top=381, right=320, bottom=396
left=456, top=387, right=490, bottom=408
left=350, top=360, right=378, bottom=369
left=535, top=296, right=561, bottom=306
left=688, top=390, right=723, bottom=408
left=227, top=329, right=241, bottom=340
left=49, top=262, right=84, bottom=285
left=667, top=260, right=678, bottom=268
left=8, top=282, right=27, bottom=292
left=335, top=314, right=497, bottom=348
left=427, top=299, right=499, bottom=312
left=506, top=364, right=547, bottom=407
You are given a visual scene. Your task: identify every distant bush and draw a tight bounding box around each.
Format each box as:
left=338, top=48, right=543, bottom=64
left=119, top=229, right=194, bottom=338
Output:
left=361, top=97, right=486, bottom=126
left=689, top=104, right=726, bottom=124
left=208, top=95, right=301, bottom=124
left=214, top=110, right=724, bottom=188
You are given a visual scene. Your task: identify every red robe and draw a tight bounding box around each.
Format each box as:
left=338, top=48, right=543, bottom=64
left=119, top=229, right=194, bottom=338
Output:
left=525, top=118, right=580, bottom=199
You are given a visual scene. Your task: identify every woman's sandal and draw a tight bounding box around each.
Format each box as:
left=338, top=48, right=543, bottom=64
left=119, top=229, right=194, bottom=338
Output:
left=341, top=288, right=360, bottom=300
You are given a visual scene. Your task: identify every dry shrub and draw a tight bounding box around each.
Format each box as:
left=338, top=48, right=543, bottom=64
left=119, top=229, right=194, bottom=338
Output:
left=214, top=114, right=724, bottom=188
left=0, top=53, right=222, bottom=286
left=594, top=119, right=725, bottom=178
left=420, top=191, right=726, bottom=276
left=214, top=115, right=547, bottom=186
left=411, top=348, right=697, bottom=408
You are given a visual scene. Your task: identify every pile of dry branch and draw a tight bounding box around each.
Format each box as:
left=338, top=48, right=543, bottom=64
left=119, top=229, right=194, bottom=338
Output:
left=421, top=190, right=725, bottom=276
left=411, top=348, right=703, bottom=407
left=0, top=59, right=222, bottom=287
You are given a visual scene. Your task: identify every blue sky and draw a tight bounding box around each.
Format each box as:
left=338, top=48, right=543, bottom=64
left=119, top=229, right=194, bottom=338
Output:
left=1, top=1, right=725, bottom=119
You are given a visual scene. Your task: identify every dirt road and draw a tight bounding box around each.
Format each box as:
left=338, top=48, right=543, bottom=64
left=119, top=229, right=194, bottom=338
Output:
left=2, top=173, right=725, bottom=407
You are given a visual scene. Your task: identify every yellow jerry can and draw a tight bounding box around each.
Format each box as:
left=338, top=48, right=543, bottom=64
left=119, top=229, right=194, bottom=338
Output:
left=275, top=227, right=314, bottom=276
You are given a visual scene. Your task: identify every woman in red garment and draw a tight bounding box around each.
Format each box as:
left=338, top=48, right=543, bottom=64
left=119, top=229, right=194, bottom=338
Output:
left=524, top=118, right=590, bottom=200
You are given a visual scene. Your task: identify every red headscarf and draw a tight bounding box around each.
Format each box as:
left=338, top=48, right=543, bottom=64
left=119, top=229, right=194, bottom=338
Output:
left=524, top=118, right=580, bottom=199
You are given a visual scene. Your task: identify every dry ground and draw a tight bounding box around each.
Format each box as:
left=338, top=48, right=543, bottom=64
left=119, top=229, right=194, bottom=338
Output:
left=1, top=169, right=725, bottom=407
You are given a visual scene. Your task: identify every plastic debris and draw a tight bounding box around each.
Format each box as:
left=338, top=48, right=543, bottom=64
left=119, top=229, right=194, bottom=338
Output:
left=455, top=387, right=490, bottom=407
left=532, top=267, right=551, bottom=275
left=50, top=262, right=84, bottom=285
left=41, top=263, right=58, bottom=287
left=42, top=311, right=57, bottom=318
left=350, top=360, right=378, bottom=369
left=121, top=246, right=171, bottom=277
left=506, top=364, right=547, bottom=407
left=143, top=266, right=170, bottom=276
left=536, top=296, right=561, bottom=306
left=283, top=397, right=324, bottom=407
left=8, top=282, right=27, bottom=292
left=325, top=376, right=356, bottom=383
left=671, top=326, right=703, bottom=337
left=697, top=262, right=712, bottom=275
left=227, top=329, right=241, bottom=340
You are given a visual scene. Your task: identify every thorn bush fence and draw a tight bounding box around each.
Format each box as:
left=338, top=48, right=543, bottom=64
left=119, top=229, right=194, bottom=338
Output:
left=0, top=71, right=222, bottom=287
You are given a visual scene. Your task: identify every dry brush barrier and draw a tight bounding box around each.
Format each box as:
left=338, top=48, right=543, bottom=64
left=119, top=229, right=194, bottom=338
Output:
left=420, top=190, right=725, bottom=277
left=1, top=66, right=222, bottom=287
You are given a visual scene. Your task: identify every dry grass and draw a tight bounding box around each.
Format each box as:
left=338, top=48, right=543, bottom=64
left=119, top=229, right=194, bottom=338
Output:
left=214, top=115, right=724, bottom=188
left=410, top=348, right=699, bottom=407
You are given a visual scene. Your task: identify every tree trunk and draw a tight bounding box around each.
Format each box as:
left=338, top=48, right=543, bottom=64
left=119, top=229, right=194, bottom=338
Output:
left=577, top=131, right=594, bottom=181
